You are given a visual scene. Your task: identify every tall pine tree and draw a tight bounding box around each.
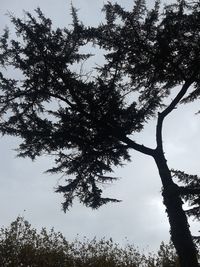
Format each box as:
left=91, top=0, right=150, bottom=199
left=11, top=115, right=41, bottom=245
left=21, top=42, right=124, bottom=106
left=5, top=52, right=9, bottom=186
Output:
left=1, top=1, right=200, bottom=266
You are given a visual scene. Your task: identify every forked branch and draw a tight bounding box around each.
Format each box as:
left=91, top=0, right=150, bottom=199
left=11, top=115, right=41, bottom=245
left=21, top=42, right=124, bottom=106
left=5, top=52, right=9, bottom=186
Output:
left=156, top=80, right=193, bottom=151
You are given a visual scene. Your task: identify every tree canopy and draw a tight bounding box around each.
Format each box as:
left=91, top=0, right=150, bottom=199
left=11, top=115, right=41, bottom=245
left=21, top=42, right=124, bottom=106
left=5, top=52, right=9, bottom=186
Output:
left=1, top=0, right=200, bottom=211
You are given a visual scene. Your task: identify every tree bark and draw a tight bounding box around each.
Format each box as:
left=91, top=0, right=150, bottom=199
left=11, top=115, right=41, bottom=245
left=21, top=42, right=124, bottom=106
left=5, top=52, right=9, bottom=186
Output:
left=152, top=80, right=199, bottom=266
left=154, top=151, right=199, bottom=267
left=122, top=81, right=198, bottom=266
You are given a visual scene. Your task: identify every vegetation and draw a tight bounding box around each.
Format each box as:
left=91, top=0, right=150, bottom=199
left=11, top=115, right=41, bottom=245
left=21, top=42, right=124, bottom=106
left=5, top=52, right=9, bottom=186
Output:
left=1, top=0, right=200, bottom=266
left=0, top=216, right=179, bottom=267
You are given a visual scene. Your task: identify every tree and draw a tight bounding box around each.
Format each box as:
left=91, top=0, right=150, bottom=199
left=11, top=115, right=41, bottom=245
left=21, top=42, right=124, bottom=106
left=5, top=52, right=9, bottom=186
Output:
left=0, top=0, right=200, bottom=266
left=0, top=216, right=71, bottom=266
left=0, top=216, right=178, bottom=267
left=155, top=241, right=179, bottom=267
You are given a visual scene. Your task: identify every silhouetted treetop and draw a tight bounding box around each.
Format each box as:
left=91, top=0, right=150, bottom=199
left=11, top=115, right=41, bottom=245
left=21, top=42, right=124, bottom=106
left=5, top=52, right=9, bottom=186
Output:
left=0, top=0, right=200, bottom=212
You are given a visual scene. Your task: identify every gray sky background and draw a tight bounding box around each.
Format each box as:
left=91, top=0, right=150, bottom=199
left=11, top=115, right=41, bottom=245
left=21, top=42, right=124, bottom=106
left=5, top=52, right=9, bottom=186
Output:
left=0, top=0, right=200, bottom=252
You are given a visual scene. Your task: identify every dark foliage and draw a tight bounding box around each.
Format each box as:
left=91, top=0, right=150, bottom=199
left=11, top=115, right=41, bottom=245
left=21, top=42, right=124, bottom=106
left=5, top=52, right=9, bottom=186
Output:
left=171, top=169, right=200, bottom=246
left=1, top=0, right=199, bottom=210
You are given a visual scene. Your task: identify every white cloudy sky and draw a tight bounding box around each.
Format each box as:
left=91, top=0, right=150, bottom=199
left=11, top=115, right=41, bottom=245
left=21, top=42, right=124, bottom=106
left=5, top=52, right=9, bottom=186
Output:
left=0, top=0, right=200, bottom=253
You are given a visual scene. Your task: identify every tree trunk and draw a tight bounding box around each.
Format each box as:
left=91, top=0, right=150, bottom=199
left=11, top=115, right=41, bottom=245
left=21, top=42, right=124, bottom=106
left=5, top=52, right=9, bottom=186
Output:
left=154, top=152, right=199, bottom=267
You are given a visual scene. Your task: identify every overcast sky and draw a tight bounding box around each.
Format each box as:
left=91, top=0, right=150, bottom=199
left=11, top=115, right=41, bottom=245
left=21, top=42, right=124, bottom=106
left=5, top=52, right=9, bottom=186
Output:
left=0, top=0, right=200, bottom=253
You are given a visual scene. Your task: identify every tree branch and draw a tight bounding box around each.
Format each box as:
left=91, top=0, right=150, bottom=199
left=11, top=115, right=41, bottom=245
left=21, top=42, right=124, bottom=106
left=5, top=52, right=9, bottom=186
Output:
left=179, top=186, right=200, bottom=195
left=156, top=80, right=193, bottom=151
left=119, top=135, right=155, bottom=156
left=162, top=80, right=193, bottom=118
left=48, top=92, right=76, bottom=109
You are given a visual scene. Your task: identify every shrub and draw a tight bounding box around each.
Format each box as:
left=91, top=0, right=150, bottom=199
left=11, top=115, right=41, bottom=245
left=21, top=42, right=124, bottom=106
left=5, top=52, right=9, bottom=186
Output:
left=0, top=217, right=178, bottom=267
